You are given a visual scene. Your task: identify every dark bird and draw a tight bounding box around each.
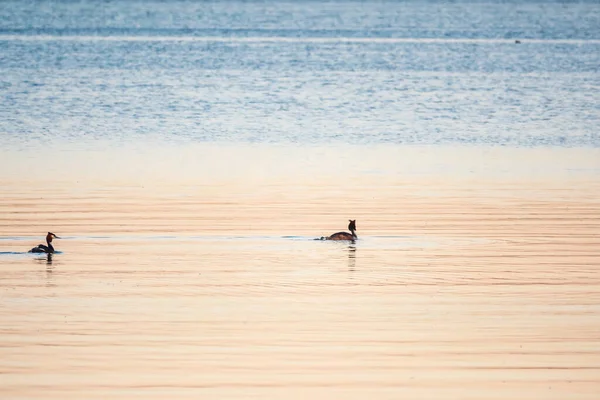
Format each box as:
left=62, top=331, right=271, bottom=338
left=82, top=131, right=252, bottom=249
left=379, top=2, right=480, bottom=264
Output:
left=326, top=220, right=357, bottom=241
left=29, top=232, right=60, bottom=254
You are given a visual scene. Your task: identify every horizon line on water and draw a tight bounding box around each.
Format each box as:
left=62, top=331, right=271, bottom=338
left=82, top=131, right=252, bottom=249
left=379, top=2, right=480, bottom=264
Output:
left=1, top=34, right=599, bottom=45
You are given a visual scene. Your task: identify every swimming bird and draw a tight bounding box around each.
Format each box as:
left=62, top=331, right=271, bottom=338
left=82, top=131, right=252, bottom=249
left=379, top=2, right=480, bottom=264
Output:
left=326, top=220, right=357, bottom=241
left=29, top=232, right=60, bottom=254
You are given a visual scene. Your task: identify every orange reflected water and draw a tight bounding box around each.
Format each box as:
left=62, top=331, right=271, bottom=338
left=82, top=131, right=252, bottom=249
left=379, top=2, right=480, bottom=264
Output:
left=1, top=145, right=599, bottom=399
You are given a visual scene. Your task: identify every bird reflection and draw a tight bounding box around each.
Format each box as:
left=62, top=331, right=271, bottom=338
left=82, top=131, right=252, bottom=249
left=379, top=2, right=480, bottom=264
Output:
left=40, top=254, right=56, bottom=286
left=348, top=244, right=356, bottom=271
left=35, top=253, right=53, bottom=266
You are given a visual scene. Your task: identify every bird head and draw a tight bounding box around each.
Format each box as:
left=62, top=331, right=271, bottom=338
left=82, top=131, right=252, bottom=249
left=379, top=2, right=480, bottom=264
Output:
left=46, top=232, right=60, bottom=242
left=348, top=220, right=356, bottom=232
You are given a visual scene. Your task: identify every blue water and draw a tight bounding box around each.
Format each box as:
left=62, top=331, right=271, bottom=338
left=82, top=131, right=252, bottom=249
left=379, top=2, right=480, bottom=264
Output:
left=1, top=0, right=599, bottom=148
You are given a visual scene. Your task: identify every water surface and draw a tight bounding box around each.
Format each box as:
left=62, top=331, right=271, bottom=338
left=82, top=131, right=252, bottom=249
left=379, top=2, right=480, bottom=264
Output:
left=1, top=1, right=600, bottom=398
left=1, top=145, right=600, bottom=399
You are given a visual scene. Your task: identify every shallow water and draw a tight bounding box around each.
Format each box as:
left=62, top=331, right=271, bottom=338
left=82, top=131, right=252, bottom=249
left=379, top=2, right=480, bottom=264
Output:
left=1, top=145, right=599, bottom=399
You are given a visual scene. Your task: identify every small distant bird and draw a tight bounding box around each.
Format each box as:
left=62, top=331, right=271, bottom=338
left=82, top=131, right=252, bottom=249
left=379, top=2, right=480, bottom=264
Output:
left=29, top=232, right=60, bottom=253
left=326, top=220, right=357, bottom=241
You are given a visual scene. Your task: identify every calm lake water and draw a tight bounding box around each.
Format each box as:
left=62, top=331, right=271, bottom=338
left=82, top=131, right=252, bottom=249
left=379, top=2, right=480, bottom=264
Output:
left=1, top=0, right=599, bottom=148
left=1, top=1, right=600, bottom=399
